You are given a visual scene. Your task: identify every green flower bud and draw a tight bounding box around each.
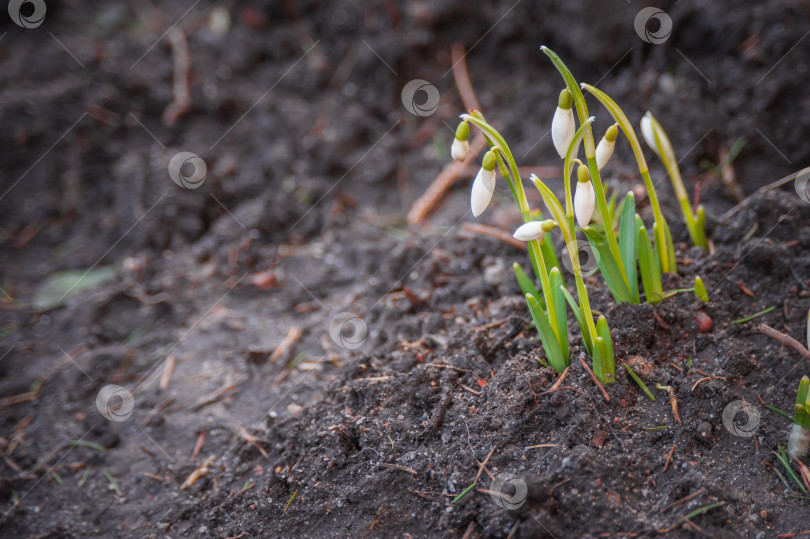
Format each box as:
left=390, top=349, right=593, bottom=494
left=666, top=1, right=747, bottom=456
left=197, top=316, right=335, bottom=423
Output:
left=558, top=88, right=573, bottom=110
left=455, top=120, right=470, bottom=142
left=482, top=150, right=497, bottom=172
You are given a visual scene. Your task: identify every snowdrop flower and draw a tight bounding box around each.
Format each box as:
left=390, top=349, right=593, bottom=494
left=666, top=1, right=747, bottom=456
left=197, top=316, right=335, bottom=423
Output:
left=595, top=123, right=619, bottom=170
left=574, top=164, right=595, bottom=228
left=513, top=219, right=557, bottom=242
left=640, top=112, right=660, bottom=156
left=471, top=150, right=497, bottom=217
left=451, top=120, right=470, bottom=162
left=552, top=89, right=575, bottom=159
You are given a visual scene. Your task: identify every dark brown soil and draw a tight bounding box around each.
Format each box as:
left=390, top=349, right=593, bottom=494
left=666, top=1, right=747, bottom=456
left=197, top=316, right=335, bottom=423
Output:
left=2, top=1, right=810, bottom=538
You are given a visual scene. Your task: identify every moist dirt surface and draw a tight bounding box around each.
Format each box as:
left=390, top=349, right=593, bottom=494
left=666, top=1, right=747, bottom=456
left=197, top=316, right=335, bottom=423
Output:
left=2, top=1, right=810, bottom=538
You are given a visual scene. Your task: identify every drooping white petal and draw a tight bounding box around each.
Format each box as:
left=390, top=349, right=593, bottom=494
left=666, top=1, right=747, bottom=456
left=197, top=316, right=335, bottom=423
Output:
left=574, top=180, right=595, bottom=227
left=595, top=138, right=615, bottom=170
left=640, top=114, right=659, bottom=155
left=551, top=106, right=575, bottom=159
left=513, top=221, right=545, bottom=242
left=471, top=168, right=496, bottom=217
left=451, top=138, right=469, bottom=161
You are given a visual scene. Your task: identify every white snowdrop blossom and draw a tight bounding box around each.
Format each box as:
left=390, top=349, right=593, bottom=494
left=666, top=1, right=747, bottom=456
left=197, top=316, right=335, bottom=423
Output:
left=552, top=89, right=575, bottom=159
left=595, top=124, right=619, bottom=170
left=574, top=165, right=595, bottom=228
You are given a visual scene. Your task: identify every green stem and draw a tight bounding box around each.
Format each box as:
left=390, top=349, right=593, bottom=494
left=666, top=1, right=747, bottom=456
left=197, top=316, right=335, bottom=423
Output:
left=542, top=47, right=630, bottom=290
left=462, top=113, right=562, bottom=343
left=532, top=177, right=598, bottom=351
left=581, top=83, right=677, bottom=273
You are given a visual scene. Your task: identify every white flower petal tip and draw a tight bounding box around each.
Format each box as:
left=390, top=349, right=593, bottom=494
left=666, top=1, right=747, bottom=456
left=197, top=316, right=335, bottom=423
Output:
left=574, top=180, right=596, bottom=228
left=513, top=221, right=545, bottom=242
left=595, top=139, right=615, bottom=170
left=471, top=168, right=496, bottom=217
left=513, top=220, right=556, bottom=242
left=451, top=138, right=469, bottom=161
left=552, top=106, right=575, bottom=159
left=640, top=113, right=659, bottom=155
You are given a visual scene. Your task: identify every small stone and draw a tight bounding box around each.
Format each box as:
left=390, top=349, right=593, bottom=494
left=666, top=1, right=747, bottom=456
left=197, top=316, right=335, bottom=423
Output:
left=286, top=403, right=304, bottom=416
left=695, top=421, right=712, bottom=442
left=696, top=311, right=712, bottom=333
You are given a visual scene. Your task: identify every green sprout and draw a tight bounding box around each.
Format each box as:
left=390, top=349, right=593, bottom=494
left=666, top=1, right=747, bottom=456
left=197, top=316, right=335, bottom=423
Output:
left=788, top=375, right=810, bottom=460
left=445, top=48, right=717, bottom=386
left=459, top=112, right=570, bottom=374
left=640, top=112, right=708, bottom=249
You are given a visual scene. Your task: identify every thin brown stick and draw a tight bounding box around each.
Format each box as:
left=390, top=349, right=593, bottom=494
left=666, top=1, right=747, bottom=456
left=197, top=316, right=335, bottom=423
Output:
left=721, top=167, right=808, bottom=221
left=719, top=145, right=745, bottom=203
left=691, top=377, right=711, bottom=392
left=461, top=222, right=526, bottom=249
left=475, top=446, right=496, bottom=482
left=159, top=354, right=176, bottom=391
left=758, top=324, right=810, bottom=360
left=663, top=444, right=676, bottom=471
left=162, top=28, right=191, bottom=126
left=407, top=137, right=487, bottom=224
left=539, top=367, right=569, bottom=395
left=270, top=327, right=302, bottom=362
left=407, top=42, right=486, bottom=224
left=525, top=443, right=558, bottom=450
left=382, top=463, right=417, bottom=475
left=577, top=355, right=610, bottom=402
left=661, top=489, right=705, bottom=512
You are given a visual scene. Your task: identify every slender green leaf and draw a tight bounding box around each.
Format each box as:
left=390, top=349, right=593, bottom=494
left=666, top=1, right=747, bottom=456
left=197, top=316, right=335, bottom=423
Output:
left=593, top=336, right=612, bottom=385
left=638, top=225, right=663, bottom=304
left=559, top=285, right=591, bottom=355
left=608, top=191, right=620, bottom=224
left=525, top=294, right=567, bottom=373
left=618, top=192, right=639, bottom=303
left=595, top=315, right=615, bottom=383
left=513, top=262, right=544, bottom=309
left=775, top=446, right=807, bottom=493
left=549, top=267, right=568, bottom=360
left=33, top=266, right=117, bottom=310
left=694, top=276, right=708, bottom=302
left=540, top=235, right=563, bottom=282
left=583, top=227, right=632, bottom=303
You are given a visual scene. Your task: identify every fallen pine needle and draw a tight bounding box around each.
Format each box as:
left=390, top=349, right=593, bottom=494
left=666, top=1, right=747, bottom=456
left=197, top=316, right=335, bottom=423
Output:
left=284, top=490, right=298, bottom=513
left=475, top=446, right=496, bottom=482
left=181, top=456, right=214, bottom=490
left=732, top=306, right=775, bottom=324
left=660, top=489, right=705, bottom=512
left=159, top=354, right=176, bottom=391
left=525, top=443, right=559, bottom=450
left=664, top=444, right=676, bottom=472
left=103, top=469, right=123, bottom=497
left=623, top=363, right=655, bottom=401
left=460, top=384, right=482, bottom=396
left=656, top=384, right=681, bottom=424
left=577, top=356, right=609, bottom=402
left=70, top=440, right=106, bottom=453
left=382, top=463, right=417, bottom=475
left=691, top=377, right=711, bottom=392
left=270, top=327, right=302, bottom=362
left=192, top=431, right=206, bottom=459
left=766, top=404, right=793, bottom=420
left=540, top=367, right=569, bottom=395
left=452, top=482, right=477, bottom=504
